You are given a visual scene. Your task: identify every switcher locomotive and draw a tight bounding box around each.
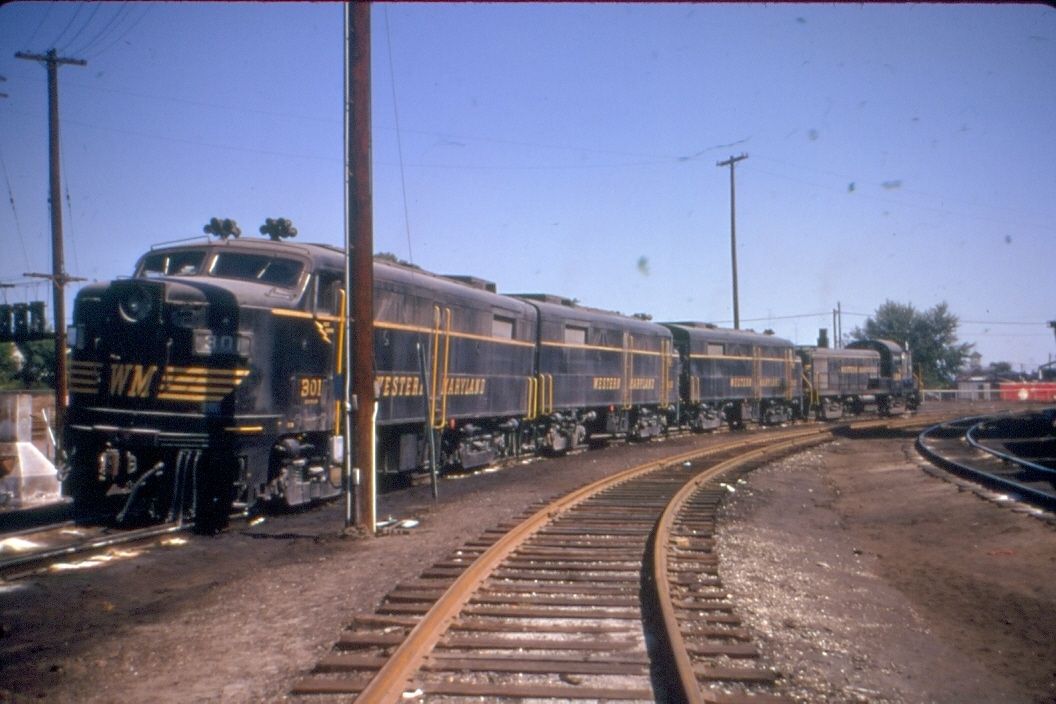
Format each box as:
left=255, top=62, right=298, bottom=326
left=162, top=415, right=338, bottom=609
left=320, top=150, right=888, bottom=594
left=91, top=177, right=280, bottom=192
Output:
left=64, top=237, right=919, bottom=531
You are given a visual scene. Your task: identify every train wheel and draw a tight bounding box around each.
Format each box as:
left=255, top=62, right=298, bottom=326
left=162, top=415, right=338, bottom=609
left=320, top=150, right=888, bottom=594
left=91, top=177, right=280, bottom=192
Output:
left=193, top=452, right=234, bottom=535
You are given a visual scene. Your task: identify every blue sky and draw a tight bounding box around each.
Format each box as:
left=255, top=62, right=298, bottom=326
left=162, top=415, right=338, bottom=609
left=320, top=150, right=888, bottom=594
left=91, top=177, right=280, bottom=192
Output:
left=1, top=3, right=1054, bottom=372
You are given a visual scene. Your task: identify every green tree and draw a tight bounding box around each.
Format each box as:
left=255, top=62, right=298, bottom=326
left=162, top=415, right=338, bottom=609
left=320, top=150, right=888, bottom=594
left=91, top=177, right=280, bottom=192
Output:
left=0, top=342, right=21, bottom=388
left=259, top=217, right=297, bottom=241
left=850, top=300, right=973, bottom=388
left=203, top=217, right=241, bottom=240
left=986, top=361, right=1013, bottom=375
left=0, top=340, right=56, bottom=390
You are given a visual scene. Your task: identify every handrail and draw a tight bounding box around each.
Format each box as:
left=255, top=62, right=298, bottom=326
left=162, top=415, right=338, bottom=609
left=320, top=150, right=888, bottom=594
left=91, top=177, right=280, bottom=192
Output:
left=429, top=306, right=441, bottom=429
left=429, top=307, right=452, bottom=430
left=525, top=376, right=537, bottom=420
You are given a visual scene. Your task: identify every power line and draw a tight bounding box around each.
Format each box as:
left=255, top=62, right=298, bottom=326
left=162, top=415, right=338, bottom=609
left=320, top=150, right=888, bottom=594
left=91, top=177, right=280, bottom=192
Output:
left=961, top=319, right=1048, bottom=326
left=67, top=3, right=126, bottom=57
left=59, top=2, right=102, bottom=56
left=50, top=5, right=87, bottom=53
left=749, top=159, right=1055, bottom=235
left=60, top=133, right=81, bottom=278
left=83, top=4, right=150, bottom=61
left=25, top=4, right=54, bottom=49
left=384, top=6, right=414, bottom=266
left=0, top=144, right=30, bottom=271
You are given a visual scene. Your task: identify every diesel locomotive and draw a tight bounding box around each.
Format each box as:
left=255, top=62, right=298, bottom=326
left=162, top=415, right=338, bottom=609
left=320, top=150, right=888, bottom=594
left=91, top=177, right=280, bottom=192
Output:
left=63, top=237, right=919, bottom=530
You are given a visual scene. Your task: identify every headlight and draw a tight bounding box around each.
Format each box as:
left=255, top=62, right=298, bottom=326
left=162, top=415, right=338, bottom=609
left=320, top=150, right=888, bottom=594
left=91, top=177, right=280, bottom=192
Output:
left=193, top=329, right=252, bottom=357
left=118, top=285, right=153, bottom=323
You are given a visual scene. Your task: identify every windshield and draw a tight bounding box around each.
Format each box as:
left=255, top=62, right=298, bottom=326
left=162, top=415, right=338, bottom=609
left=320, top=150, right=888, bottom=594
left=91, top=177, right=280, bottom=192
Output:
left=139, top=250, right=206, bottom=278
left=209, top=252, right=304, bottom=287
left=138, top=249, right=304, bottom=288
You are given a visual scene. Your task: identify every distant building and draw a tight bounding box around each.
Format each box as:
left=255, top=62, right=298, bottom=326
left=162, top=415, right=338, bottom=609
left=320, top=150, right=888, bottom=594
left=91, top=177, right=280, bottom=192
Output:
left=955, top=365, right=1032, bottom=401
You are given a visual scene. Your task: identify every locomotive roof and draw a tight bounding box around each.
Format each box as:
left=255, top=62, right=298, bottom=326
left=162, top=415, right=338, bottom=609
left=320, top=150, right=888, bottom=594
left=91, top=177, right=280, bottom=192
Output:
left=376, top=258, right=535, bottom=317
left=142, top=237, right=347, bottom=270
left=662, top=322, right=794, bottom=348
left=511, top=293, right=671, bottom=336
left=797, top=346, right=878, bottom=360
left=128, top=238, right=349, bottom=309
left=848, top=338, right=905, bottom=353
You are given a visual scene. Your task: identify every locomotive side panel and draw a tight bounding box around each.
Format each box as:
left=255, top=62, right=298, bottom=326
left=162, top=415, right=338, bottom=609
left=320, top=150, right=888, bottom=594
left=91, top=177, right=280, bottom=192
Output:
left=797, top=346, right=882, bottom=419
left=372, top=263, right=537, bottom=472
left=518, top=296, right=675, bottom=447
left=373, top=264, right=537, bottom=425
left=846, top=339, right=921, bottom=413
left=664, top=323, right=801, bottom=428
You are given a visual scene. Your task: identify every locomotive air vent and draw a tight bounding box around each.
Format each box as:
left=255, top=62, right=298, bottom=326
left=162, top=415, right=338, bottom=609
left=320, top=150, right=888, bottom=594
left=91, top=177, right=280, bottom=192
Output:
left=442, top=275, right=497, bottom=293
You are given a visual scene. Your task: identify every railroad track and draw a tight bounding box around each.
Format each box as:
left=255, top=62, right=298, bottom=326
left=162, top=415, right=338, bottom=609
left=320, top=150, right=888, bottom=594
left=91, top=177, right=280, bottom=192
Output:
left=916, top=410, right=1056, bottom=511
left=291, top=427, right=835, bottom=703
left=0, top=409, right=937, bottom=577
left=0, top=519, right=191, bottom=577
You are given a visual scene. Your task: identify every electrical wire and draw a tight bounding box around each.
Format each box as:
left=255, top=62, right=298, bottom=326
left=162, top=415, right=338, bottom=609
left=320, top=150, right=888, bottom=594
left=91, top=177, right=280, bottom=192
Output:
left=50, top=4, right=86, bottom=53
left=24, top=3, right=54, bottom=50
left=67, top=3, right=126, bottom=58
left=58, top=2, right=102, bottom=56
left=384, top=6, right=415, bottom=265
left=59, top=133, right=81, bottom=281
left=84, top=4, right=150, bottom=61
left=0, top=144, right=31, bottom=272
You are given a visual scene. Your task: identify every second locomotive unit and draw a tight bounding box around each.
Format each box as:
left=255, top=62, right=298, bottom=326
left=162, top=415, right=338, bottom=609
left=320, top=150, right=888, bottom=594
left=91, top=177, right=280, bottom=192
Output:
left=64, top=237, right=919, bottom=530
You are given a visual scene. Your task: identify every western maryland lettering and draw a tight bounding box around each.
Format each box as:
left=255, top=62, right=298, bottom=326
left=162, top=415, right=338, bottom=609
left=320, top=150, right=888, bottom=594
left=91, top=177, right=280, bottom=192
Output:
left=377, top=374, right=424, bottom=397
left=109, top=363, right=159, bottom=397
left=104, top=363, right=249, bottom=402
left=377, top=374, right=487, bottom=398
left=729, top=376, right=782, bottom=389
left=445, top=376, right=486, bottom=396
left=836, top=365, right=877, bottom=375
left=594, top=377, right=657, bottom=391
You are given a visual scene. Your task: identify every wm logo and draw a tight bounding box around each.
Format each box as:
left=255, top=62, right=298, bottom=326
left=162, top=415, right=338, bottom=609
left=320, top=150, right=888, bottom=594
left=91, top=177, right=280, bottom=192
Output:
left=109, top=363, right=159, bottom=398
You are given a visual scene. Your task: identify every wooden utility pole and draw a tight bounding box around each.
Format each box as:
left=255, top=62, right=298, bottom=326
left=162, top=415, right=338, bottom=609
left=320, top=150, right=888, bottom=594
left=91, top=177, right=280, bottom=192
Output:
left=344, top=3, right=375, bottom=531
left=16, top=49, right=86, bottom=453
left=717, top=153, right=747, bottom=330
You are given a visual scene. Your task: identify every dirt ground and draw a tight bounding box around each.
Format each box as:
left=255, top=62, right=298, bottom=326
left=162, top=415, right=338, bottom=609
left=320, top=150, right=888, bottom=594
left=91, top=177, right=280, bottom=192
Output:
left=718, top=436, right=1056, bottom=704
left=1, top=408, right=1054, bottom=703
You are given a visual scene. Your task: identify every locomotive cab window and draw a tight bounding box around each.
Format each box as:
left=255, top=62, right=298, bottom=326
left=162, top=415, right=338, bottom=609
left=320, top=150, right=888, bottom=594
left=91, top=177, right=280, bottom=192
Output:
left=706, top=343, right=724, bottom=356
left=139, top=250, right=206, bottom=278
left=315, top=271, right=344, bottom=314
left=210, top=253, right=304, bottom=287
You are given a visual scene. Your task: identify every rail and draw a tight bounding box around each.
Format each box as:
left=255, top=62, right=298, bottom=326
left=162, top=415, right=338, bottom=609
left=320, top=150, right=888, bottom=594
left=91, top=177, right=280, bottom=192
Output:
left=917, top=415, right=1056, bottom=511
left=298, top=425, right=834, bottom=702
left=652, top=431, right=832, bottom=704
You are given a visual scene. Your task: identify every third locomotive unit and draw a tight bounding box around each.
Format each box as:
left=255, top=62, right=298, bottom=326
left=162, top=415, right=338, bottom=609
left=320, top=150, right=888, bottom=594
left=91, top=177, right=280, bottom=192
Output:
left=63, top=237, right=920, bottom=530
